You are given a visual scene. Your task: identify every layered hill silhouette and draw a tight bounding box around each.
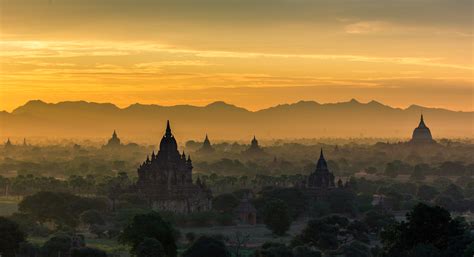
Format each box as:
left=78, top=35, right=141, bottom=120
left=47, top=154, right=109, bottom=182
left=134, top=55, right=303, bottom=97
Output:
left=1, top=99, right=472, bottom=141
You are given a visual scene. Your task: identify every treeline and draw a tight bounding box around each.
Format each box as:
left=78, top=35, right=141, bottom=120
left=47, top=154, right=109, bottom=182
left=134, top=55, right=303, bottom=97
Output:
left=2, top=199, right=473, bottom=257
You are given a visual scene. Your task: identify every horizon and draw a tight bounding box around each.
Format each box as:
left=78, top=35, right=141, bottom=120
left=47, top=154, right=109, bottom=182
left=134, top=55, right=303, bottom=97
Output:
left=3, top=98, right=473, bottom=114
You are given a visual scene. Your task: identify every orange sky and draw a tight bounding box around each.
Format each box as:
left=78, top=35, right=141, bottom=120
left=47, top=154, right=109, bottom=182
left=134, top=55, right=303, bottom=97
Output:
left=1, top=0, right=473, bottom=112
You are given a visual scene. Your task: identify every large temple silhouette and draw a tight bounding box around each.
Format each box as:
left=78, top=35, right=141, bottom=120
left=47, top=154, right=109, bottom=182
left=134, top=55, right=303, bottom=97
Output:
left=135, top=121, right=212, bottom=213
left=300, top=149, right=338, bottom=200
left=410, top=114, right=435, bottom=144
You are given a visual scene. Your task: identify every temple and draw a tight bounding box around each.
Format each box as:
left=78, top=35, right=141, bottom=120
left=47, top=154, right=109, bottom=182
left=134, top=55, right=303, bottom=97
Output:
left=104, top=130, right=121, bottom=147
left=306, top=149, right=336, bottom=189
left=410, top=114, right=435, bottom=144
left=4, top=138, right=13, bottom=149
left=135, top=121, right=212, bottom=213
left=242, top=136, right=265, bottom=156
left=198, top=134, right=215, bottom=153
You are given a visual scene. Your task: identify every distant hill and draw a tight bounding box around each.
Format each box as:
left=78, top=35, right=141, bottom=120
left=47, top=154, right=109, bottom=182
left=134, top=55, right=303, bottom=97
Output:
left=0, top=99, right=472, bottom=142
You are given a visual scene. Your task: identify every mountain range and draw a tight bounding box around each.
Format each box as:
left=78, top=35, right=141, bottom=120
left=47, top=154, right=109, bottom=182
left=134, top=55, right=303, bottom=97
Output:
left=1, top=99, right=472, bottom=142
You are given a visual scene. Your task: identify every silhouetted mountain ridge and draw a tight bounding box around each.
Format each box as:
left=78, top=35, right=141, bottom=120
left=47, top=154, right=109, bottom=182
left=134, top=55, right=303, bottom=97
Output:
left=1, top=99, right=472, bottom=140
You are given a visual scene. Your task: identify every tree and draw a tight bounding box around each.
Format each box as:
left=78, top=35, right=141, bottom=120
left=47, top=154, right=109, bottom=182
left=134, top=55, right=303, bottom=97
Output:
left=362, top=210, right=396, bottom=234
left=230, top=231, right=250, bottom=257
left=212, top=193, right=240, bottom=214
left=343, top=241, right=372, bottom=257
left=182, top=236, right=231, bottom=257
left=417, top=185, right=439, bottom=201
left=254, top=242, right=293, bottom=257
left=136, top=238, right=165, bottom=257
left=119, top=211, right=177, bottom=257
left=384, top=162, right=398, bottom=178
left=381, top=203, right=472, bottom=257
left=70, top=247, right=107, bottom=257
left=442, top=184, right=464, bottom=199
left=257, top=188, right=306, bottom=220
left=18, top=191, right=106, bottom=228
left=292, top=245, right=322, bottom=257
left=263, top=199, right=291, bottom=236
left=410, top=165, right=426, bottom=181
left=0, top=217, right=26, bottom=257
left=292, top=216, right=346, bottom=251
left=41, top=234, right=73, bottom=257
left=80, top=210, right=105, bottom=227
left=365, top=166, right=377, bottom=174
left=326, top=189, right=356, bottom=214
left=17, top=242, right=40, bottom=257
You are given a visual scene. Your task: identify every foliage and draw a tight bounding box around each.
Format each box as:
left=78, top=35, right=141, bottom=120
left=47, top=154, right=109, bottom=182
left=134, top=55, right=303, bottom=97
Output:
left=254, top=242, right=293, bottom=257
left=182, top=236, right=231, bottom=257
left=119, top=211, right=177, bottom=257
left=70, top=247, right=107, bottom=257
left=362, top=210, right=396, bottom=234
left=0, top=217, right=26, bottom=257
left=256, top=187, right=306, bottom=220
left=80, top=209, right=105, bottom=226
left=292, top=245, right=321, bottom=257
left=343, top=241, right=372, bottom=257
left=292, top=215, right=371, bottom=252
left=213, top=193, right=240, bottom=214
left=40, top=234, right=73, bottom=257
left=380, top=203, right=473, bottom=257
left=136, top=237, right=165, bottom=257
left=262, top=199, right=291, bottom=236
left=18, top=191, right=107, bottom=228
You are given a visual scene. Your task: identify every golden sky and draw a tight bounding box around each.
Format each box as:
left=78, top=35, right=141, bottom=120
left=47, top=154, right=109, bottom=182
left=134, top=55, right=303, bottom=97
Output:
left=1, top=0, right=473, bottom=112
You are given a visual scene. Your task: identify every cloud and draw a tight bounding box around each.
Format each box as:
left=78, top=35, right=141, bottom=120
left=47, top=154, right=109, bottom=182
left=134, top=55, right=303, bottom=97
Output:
left=2, top=40, right=472, bottom=71
left=345, top=21, right=389, bottom=34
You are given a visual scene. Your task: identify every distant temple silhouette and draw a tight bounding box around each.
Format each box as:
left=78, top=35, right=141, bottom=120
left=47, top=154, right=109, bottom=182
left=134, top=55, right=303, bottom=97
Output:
left=198, top=134, right=215, bottom=153
left=410, top=114, right=435, bottom=144
left=242, top=136, right=265, bottom=156
left=135, top=121, right=212, bottom=213
left=104, top=130, right=121, bottom=148
left=4, top=138, right=13, bottom=149
left=306, top=149, right=335, bottom=189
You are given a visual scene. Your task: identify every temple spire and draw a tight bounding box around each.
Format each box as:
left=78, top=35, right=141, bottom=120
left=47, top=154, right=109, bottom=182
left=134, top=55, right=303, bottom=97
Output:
left=320, top=148, right=324, bottom=159
left=418, top=114, right=426, bottom=128
left=165, top=120, right=172, bottom=137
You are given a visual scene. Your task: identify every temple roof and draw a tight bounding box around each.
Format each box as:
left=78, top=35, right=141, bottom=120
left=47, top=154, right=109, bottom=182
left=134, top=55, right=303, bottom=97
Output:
left=417, top=114, right=427, bottom=128
left=316, top=148, right=328, bottom=172
left=158, top=120, right=179, bottom=158
left=411, top=114, right=435, bottom=144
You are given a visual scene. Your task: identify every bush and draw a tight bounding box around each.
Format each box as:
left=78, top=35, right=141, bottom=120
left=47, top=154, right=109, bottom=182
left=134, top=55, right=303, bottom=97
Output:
left=263, top=199, right=291, bottom=236
left=0, top=217, right=26, bottom=257
left=182, top=236, right=230, bottom=257
left=70, top=247, right=107, bottom=257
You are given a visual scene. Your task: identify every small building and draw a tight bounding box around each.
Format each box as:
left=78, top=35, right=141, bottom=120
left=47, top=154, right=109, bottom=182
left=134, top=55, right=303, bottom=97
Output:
left=236, top=196, right=257, bottom=225
left=372, top=194, right=393, bottom=211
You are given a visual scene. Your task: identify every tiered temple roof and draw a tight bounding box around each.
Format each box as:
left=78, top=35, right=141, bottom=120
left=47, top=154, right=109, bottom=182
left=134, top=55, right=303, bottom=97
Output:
left=307, top=149, right=335, bottom=189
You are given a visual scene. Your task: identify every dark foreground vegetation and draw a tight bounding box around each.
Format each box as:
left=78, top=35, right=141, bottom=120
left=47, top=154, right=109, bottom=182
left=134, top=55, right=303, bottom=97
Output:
left=0, top=139, right=473, bottom=256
